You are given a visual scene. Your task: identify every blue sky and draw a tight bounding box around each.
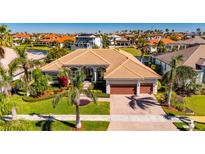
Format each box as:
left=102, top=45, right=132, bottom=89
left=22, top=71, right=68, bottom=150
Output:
left=2, top=23, right=205, bottom=33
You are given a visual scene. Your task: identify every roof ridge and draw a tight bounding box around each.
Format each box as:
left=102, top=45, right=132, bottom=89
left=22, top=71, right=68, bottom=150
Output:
left=104, top=58, right=130, bottom=78
left=122, top=62, right=144, bottom=78
left=89, top=49, right=110, bottom=64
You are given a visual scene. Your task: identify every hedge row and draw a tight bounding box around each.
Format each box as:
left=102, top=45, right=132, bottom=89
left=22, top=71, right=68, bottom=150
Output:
left=22, top=91, right=68, bottom=102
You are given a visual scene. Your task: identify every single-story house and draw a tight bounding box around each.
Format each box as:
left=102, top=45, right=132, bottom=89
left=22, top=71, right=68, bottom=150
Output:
left=173, top=36, right=205, bottom=49
left=41, top=49, right=160, bottom=95
left=152, top=45, right=205, bottom=84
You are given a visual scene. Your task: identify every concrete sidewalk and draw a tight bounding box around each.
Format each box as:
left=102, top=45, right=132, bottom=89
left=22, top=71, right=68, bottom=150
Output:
left=4, top=114, right=185, bottom=123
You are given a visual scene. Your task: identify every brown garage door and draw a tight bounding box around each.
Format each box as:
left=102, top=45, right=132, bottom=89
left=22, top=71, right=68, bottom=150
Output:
left=110, top=85, right=136, bottom=95
left=140, top=83, right=153, bottom=94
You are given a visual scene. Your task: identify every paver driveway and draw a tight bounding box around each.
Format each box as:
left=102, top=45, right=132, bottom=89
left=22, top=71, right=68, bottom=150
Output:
left=108, top=94, right=178, bottom=131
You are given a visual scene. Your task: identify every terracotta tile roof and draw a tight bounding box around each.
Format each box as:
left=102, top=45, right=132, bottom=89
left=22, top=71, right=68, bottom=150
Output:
left=55, top=36, right=75, bottom=43
left=149, top=38, right=176, bottom=46
left=13, top=33, right=32, bottom=38
left=41, top=49, right=160, bottom=80
left=155, top=45, right=205, bottom=69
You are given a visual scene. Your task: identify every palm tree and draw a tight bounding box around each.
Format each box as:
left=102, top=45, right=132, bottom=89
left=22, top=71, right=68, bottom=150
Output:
left=52, top=70, right=97, bottom=129
left=164, top=55, right=183, bottom=107
left=196, top=28, right=201, bottom=36
left=137, top=38, right=149, bottom=62
left=165, top=28, right=169, bottom=34
left=0, top=24, right=13, bottom=59
left=9, top=47, right=39, bottom=96
left=157, top=40, right=166, bottom=53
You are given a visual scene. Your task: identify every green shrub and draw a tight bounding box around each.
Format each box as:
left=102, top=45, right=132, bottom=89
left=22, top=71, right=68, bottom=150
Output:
left=157, top=81, right=162, bottom=90
left=170, top=93, right=185, bottom=111
left=22, top=95, right=55, bottom=102
left=30, top=68, right=51, bottom=97
left=155, top=93, right=166, bottom=104
left=158, top=85, right=167, bottom=92
left=90, top=90, right=110, bottom=98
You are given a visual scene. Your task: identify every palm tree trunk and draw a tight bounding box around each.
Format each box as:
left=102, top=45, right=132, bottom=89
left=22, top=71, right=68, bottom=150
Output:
left=24, top=68, right=30, bottom=96
left=75, top=104, right=81, bottom=128
left=167, top=82, right=173, bottom=107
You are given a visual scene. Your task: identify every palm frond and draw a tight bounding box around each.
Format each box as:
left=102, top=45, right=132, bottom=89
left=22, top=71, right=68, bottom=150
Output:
left=52, top=93, right=64, bottom=108
left=84, top=89, right=97, bottom=104
left=8, top=58, right=22, bottom=76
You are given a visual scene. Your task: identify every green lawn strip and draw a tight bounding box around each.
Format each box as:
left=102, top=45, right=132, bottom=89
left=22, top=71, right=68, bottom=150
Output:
left=1, top=120, right=109, bottom=131
left=119, top=47, right=142, bottom=57
left=8, top=95, right=110, bottom=115
left=173, top=122, right=205, bottom=131
left=29, top=120, right=109, bottom=131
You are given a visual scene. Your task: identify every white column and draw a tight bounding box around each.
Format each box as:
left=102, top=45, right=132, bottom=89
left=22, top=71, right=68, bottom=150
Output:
left=153, top=79, right=158, bottom=94
left=106, top=80, right=110, bottom=94
left=136, top=81, right=140, bottom=96
left=93, top=67, right=97, bottom=82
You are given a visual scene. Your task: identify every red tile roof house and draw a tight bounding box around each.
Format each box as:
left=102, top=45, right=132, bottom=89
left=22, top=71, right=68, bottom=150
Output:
left=41, top=48, right=160, bottom=95
left=152, top=45, right=205, bottom=84
left=12, top=33, right=33, bottom=45
left=38, top=34, right=75, bottom=48
left=147, top=38, right=176, bottom=53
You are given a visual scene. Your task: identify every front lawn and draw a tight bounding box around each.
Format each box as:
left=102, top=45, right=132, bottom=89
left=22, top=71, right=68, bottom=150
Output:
left=163, top=95, right=205, bottom=116
left=185, top=95, right=205, bottom=116
left=0, top=120, right=109, bottom=131
left=7, top=95, right=110, bottom=115
left=119, top=47, right=142, bottom=57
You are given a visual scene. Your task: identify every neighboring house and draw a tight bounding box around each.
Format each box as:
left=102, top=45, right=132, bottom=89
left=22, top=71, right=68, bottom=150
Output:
left=115, top=38, right=131, bottom=47
left=41, top=49, right=160, bottom=95
left=108, top=34, right=121, bottom=45
left=152, top=45, right=205, bottom=84
left=37, top=34, right=75, bottom=48
left=173, top=36, right=205, bottom=50
left=55, top=36, right=75, bottom=48
left=146, top=33, right=164, bottom=40
left=71, top=34, right=102, bottom=50
left=13, top=33, right=33, bottom=45
left=147, top=38, right=176, bottom=53
left=38, top=33, right=59, bottom=47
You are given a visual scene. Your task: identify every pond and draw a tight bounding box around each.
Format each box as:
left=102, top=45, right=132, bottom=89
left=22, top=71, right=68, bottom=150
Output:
left=27, top=50, right=48, bottom=55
